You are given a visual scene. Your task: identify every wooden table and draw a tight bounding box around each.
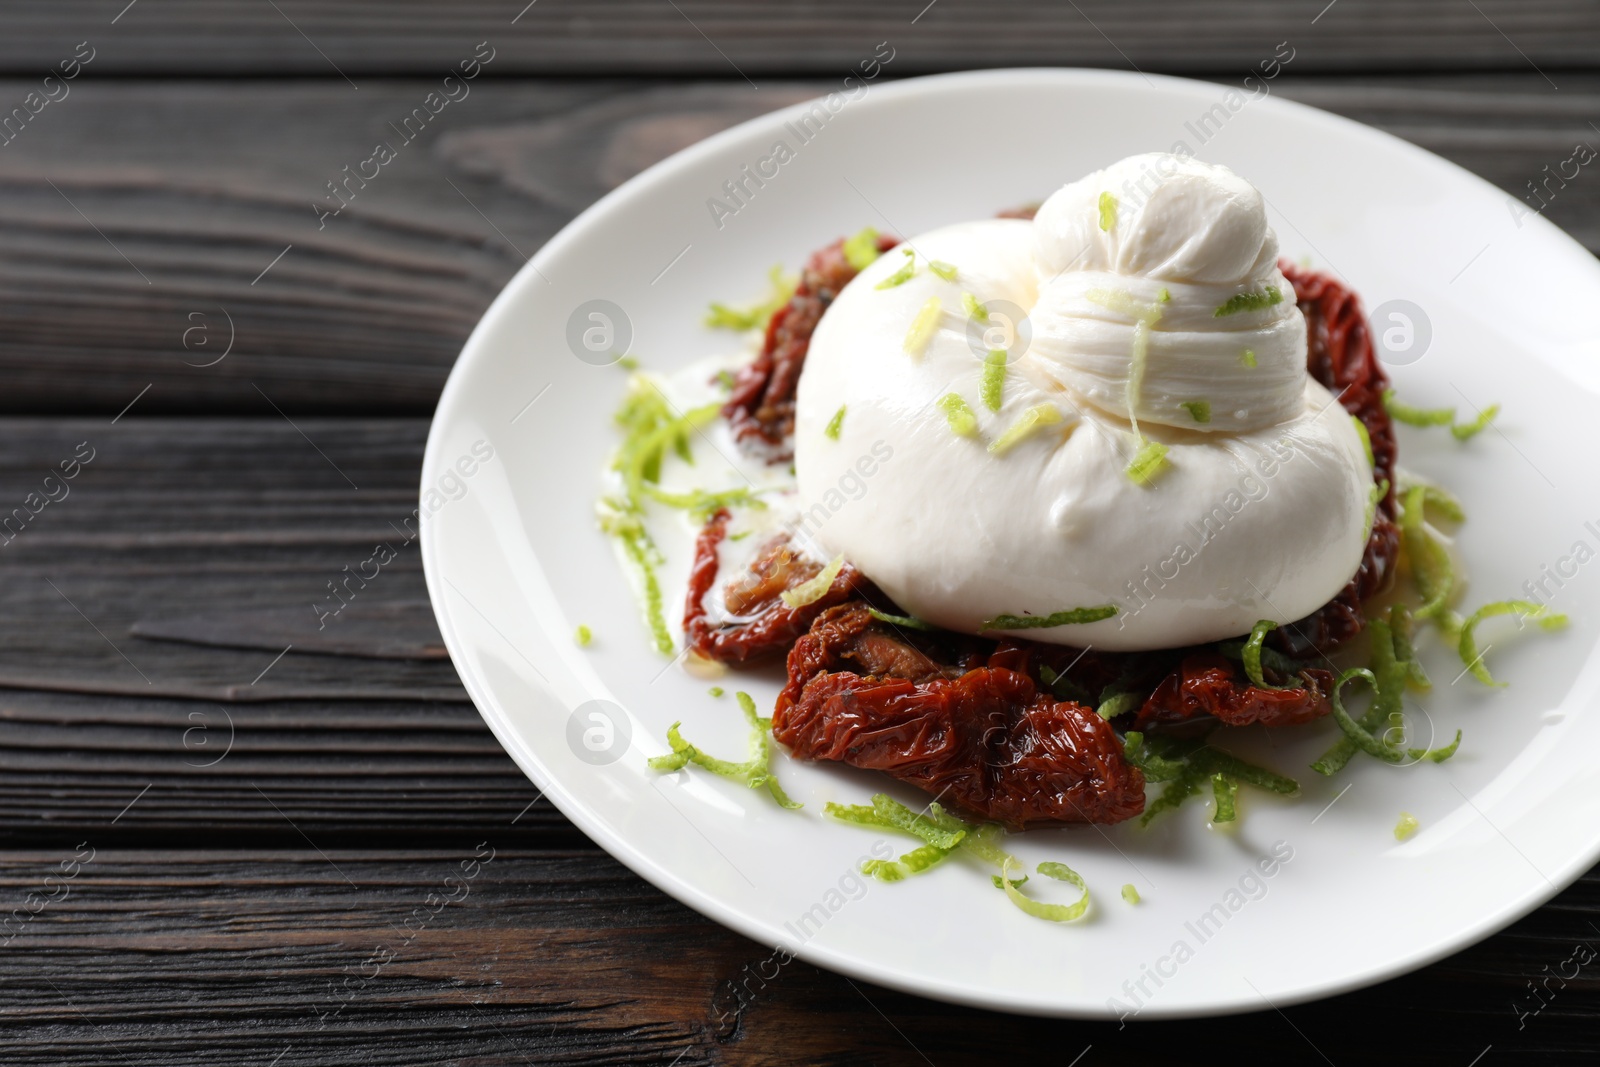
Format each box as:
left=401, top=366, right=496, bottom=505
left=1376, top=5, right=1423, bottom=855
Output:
left=3, top=2, right=1596, bottom=1062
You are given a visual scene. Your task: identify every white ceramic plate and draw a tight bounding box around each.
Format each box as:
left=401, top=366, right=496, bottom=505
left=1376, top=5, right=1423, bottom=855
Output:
left=421, top=69, right=1600, bottom=1019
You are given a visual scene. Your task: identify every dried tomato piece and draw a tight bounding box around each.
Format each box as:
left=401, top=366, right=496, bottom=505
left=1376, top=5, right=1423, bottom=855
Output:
left=722, top=233, right=899, bottom=460
left=775, top=605, right=1145, bottom=829
left=1279, top=261, right=1401, bottom=656
left=1134, top=652, right=1335, bottom=731
left=683, top=509, right=869, bottom=664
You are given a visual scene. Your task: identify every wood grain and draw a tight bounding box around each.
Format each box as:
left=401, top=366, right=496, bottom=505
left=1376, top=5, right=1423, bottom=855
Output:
left=0, top=1, right=1597, bottom=76
left=0, top=74, right=1597, bottom=413
left=0, top=849, right=1591, bottom=1066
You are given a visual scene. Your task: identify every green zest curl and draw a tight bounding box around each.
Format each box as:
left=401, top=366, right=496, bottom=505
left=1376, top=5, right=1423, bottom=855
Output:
left=704, top=265, right=797, bottom=331
left=842, top=227, right=882, bottom=270
left=866, top=607, right=936, bottom=631
left=1124, top=731, right=1298, bottom=827
left=1214, top=286, right=1282, bottom=317
left=904, top=296, right=942, bottom=356
left=1452, top=403, right=1500, bottom=441
left=1456, top=600, right=1567, bottom=686
left=1121, top=883, right=1141, bottom=904
left=824, top=405, right=847, bottom=441
left=1394, top=813, right=1419, bottom=841
left=649, top=691, right=800, bottom=809
left=1240, top=348, right=1257, bottom=368
left=780, top=554, right=845, bottom=608
left=1351, top=416, right=1374, bottom=467
left=574, top=624, right=593, bottom=647
left=1098, top=191, right=1118, bottom=232
left=989, top=403, right=1063, bottom=456
left=875, top=248, right=917, bottom=289
left=1126, top=439, right=1170, bottom=486
left=1211, top=773, right=1239, bottom=824
left=1400, top=485, right=1454, bottom=619
left=962, top=292, right=988, bottom=321
left=980, top=349, right=1008, bottom=411
left=1382, top=388, right=1501, bottom=441
left=928, top=259, right=958, bottom=281
left=1181, top=400, right=1211, bottom=424
left=937, top=392, right=979, bottom=438
left=981, top=604, right=1118, bottom=631
left=1241, top=620, right=1295, bottom=690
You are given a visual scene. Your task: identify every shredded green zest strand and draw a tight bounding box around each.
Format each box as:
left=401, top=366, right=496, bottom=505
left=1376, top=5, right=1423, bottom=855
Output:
left=1121, top=883, right=1141, bottom=904
left=928, top=259, right=958, bottom=281
left=1325, top=669, right=1458, bottom=765
left=1352, top=416, right=1374, bottom=467
left=1098, top=191, right=1118, bottom=231
left=867, top=843, right=956, bottom=881
left=1040, top=664, right=1095, bottom=706
left=1214, top=286, right=1282, bottom=317
left=904, top=297, right=942, bottom=356
left=1400, top=485, right=1455, bottom=619
left=1211, top=773, right=1238, bottom=824
left=1001, top=858, right=1090, bottom=922
left=704, top=265, right=798, bottom=332
left=992, top=872, right=1029, bottom=890
left=780, top=554, right=845, bottom=608
left=1313, top=612, right=1403, bottom=776
left=1362, top=478, right=1388, bottom=543
left=1395, top=813, right=1420, bottom=840
left=937, top=392, right=980, bottom=438
left=1126, top=439, right=1171, bottom=486
left=989, top=403, right=1063, bottom=456
left=980, top=349, right=1008, bottom=411
left=1096, top=690, right=1142, bottom=721
left=866, top=607, right=937, bottom=631
left=842, top=227, right=882, bottom=270
left=1125, top=731, right=1298, bottom=826
left=1456, top=600, right=1568, bottom=686
left=962, top=292, right=988, bottom=321
left=981, top=605, right=1118, bottom=631
left=827, top=794, right=969, bottom=849
left=1158, top=288, right=1171, bottom=304
left=574, top=624, right=593, bottom=647
left=1398, top=476, right=1465, bottom=524
left=1240, top=348, right=1258, bottom=368
left=708, top=686, right=724, bottom=698
left=1215, top=638, right=1308, bottom=677
left=875, top=248, right=917, bottom=289
left=648, top=691, right=801, bottom=809
left=1181, top=400, right=1211, bottom=424
left=600, top=508, right=674, bottom=655
left=1452, top=403, right=1500, bottom=441
left=824, top=405, right=847, bottom=441
left=1241, top=620, right=1296, bottom=690
left=1382, top=388, right=1454, bottom=427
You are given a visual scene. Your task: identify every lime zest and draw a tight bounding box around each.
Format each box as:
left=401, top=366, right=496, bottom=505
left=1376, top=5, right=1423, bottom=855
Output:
left=1000, top=857, right=1089, bottom=922
left=1456, top=600, right=1567, bottom=686
left=903, top=296, right=943, bottom=356
left=1452, top=403, right=1500, bottom=441
left=1382, top=388, right=1453, bottom=427
left=988, top=403, right=1063, bottom=456
left=1211, top=773, right=1238, bottom=824
left=1326, top=668, right=1457, bottom=765
left=1095, top=689, right=1142, bottom=721
left=1240, top=348, right=1257, bottom=368
left=1395, top=812, right=1420, bottom=841
left=866, top=607, right=937, bottom=631
left=824, top=405, right=847, bottom=441
left=704, top=264, right=797, bottom=331
left=779, top=554, right=846, bottom=608
left=1181, top=400, right=1211, bottom=424
left=1214, top=286, right=1282, bottom=317
left=708, top=686, right=725, bottom=698
left=875, top=247, right=917, bottom=289
left=1125, top=731, right=1298, bottom=826
left=980, top=604, right=1118, bottom=631
left=937, top=392, right=980, bottom=438
left=1242, top=620, right=1297, bottom=690
left=980, top=349, right=1008, bottom=411
left=1121, top=883, right=1141, bottom=905
left=648, top=691, right=801, bottom=809
left=1125, top=439, right=1170, bottom=486
left=574, top=624, right=593, bottom=647
left=961, top=292, right=988, bottom=322
left=1098, top=191, right=1118, bottom=232
left=928, top=259, right=958, bottom=281
left=842, top=227, right=882, bottom=270
left=1157, top=287, right=1171, bottom=304
left=1351, top=415, right=1374, bottom=467
left=1400, top=485, right=1455, bottom=620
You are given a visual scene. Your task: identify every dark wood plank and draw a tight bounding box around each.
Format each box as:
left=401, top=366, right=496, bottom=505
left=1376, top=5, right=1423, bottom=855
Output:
left=2, top=1, right=1598, bottom=76
left=0, top=848, right=1591, bottom=1065
left=0, top=416, right=469, bottom=702
left=0, top=73, right=1597, bottom=415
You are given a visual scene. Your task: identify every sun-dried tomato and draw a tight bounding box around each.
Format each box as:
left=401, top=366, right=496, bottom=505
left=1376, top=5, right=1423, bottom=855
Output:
left=1278, top=261, right=1401, bottom=657
left=1134, top=652, right=1335, bottom=731
left=722, top=233, right=900, bottom=460
left=683, top=509, right=870, bottom=664
left=774, top=604, right=1146, bottom=828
